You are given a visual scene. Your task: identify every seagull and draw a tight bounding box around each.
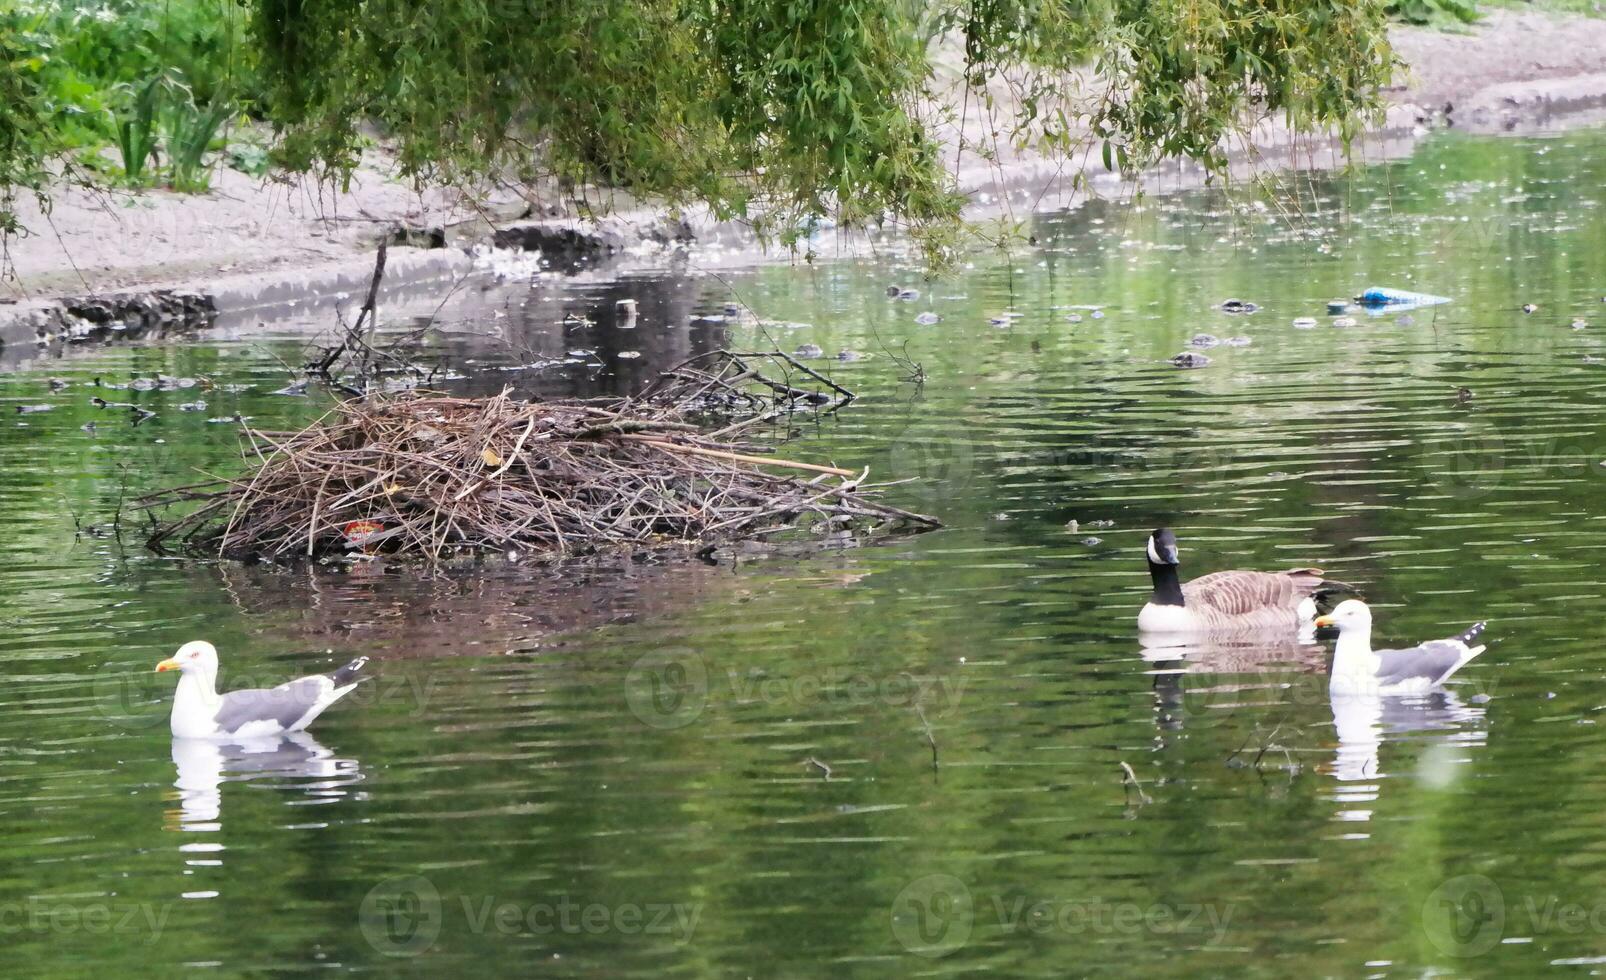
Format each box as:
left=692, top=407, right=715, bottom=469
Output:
left=1314, top=600, right=1487, bottom=696
left=156, top=641, right=369, bottom=739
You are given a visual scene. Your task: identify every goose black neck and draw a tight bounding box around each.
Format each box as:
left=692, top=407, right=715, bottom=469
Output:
left=1148, top=560, right=1185, bottom=607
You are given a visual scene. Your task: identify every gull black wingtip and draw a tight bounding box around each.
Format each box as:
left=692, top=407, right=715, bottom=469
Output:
left=330, top=656, right=370, bottom=688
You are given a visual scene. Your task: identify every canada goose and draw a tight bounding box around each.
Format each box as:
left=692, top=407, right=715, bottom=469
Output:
left=1315, top=600, right=1487, bottom=696
left=1138, top=528, right=1329, bottom=633
left=155, top=641, right=369, bottom=739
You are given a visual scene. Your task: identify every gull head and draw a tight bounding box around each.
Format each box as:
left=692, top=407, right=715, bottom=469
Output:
left=156, top=640, right=219, bottom=676
left=1314, top=599, right=1372, bottom=633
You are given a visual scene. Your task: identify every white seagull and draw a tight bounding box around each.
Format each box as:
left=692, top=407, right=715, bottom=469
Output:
left=156, top=641, right=369, bottom=739
left=1314, top=600, right=1487, bottom=696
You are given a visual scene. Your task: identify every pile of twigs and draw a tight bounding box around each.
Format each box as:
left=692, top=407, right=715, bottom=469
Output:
left=137, top=384, right=938, bottom=562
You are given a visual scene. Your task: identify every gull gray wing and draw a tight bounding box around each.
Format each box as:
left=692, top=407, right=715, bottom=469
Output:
left=1374, top=640, right=1468, bottom=689
left=213, top=676, right=331, bottom=734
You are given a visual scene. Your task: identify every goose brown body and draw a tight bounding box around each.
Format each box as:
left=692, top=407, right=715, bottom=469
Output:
left=1174, top=568, right=1327, bottom=630
left=1138, top=528, right=1329, bottom=633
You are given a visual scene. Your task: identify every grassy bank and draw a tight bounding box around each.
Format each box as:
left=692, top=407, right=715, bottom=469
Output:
left=2, top=0, right=262, bottom=214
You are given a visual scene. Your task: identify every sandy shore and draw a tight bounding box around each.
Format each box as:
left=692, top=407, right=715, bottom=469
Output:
left=4, top=8, right=1606, bottom=310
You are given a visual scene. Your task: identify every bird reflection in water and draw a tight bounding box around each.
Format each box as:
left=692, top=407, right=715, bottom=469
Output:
left=1139, top=633, right=1486, bottom=785
left=1327, top=687, right=1485, bottom=784
left=165, top=732, right=363, bottom=832
left=1141, top=633, right=1327, bottom=735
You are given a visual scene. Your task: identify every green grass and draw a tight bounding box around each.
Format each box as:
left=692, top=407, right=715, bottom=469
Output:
left=1387, top=0, right=1480, bottom=26
left=1, top=0, right=258, bottom=191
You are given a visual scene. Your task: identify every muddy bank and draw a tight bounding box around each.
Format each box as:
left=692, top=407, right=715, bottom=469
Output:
left=3, top=7, right=1605, bottom=347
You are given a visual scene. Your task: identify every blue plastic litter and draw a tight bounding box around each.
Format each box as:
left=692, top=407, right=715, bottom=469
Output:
left=1354, top=287, right=1451, bottom=308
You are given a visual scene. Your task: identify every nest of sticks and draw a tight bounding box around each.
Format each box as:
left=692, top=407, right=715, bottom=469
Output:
left=137, top=353, right=939, bottom=562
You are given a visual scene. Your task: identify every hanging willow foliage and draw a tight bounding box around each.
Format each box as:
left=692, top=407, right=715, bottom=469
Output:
left=250, top=0, right=1393, bottom=254
left=2, top=1, right=1395, bottom=259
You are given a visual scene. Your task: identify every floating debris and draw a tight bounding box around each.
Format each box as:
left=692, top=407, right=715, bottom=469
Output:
left=1081, top=536, right=1102, bottom=546
left=81, top=421, right=96, bottom=434
left=1571, top=318, right=1588, bottom=330
left=1189, top=334, right=1221, bottom=348
left=1292, top=317, right=1318, bottom=329
left=14, top=404, right=53, bottom=414
left=1090, top=310, right=1105, bottom=319
left=794, top=344, right=825, bottom=359
left=1171, top=351, right=1211, bottom=368
left=271, top=381, right=310, bottom=397
left=1456, top=386, right=1474, bottom=404
left=179, top=401, right=209, bottom=412
left=1065, top=313, right=1083, bottom=323
left=618, top=351, right=642, bottom=360
left=48, top=378, right=70, bottom=391
left=914, top=312, right=940, bottom=325
left=1332, top=316, right=1358, bottom=328
left=885, top=285, right=902, bottom=298
left=1522, top=303, right=1539, bottom=314
left=1220, top=299, right=1259, bottom=314
left=1356, top=287, right=1451, bottom=309
left=206, top=415, right=253, bottom=424
left=1326, top=301, right=1349, bottom=315
left=129, top=407, right=157, bottom=426
left=1223, top=337, right=1252, bottom=347
left=836, top=349, right=864, bottom=362
left=897, top=288, right=920, bottom=301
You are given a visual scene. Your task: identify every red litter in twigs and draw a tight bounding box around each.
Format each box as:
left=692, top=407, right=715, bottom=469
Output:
left=343, top=520, right=384, bottom=546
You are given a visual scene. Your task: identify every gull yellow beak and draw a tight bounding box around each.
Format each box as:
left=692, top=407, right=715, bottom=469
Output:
left=155, top=658, right=181, bottom=673
left=1313, top=615, right=1334, bottom=628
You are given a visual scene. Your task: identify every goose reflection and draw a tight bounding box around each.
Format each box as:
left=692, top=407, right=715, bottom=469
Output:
left=167, top=732, right=363, bottom=832
left=1140, top=633, right=1327, bottom=733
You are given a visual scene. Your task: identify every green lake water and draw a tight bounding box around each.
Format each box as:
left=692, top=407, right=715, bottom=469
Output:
left=3, top=129, right=1606, bottom=976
